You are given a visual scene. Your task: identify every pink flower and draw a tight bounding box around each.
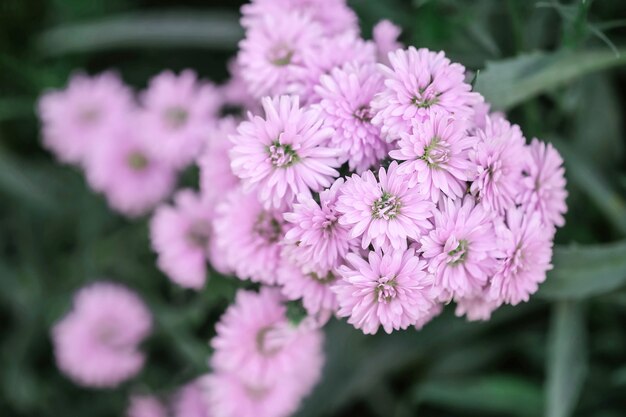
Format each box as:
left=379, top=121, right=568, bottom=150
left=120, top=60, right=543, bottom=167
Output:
left=336, top=161, right=434, bottom=251
left=469, top=114, right=527, bottom=214
left=420, top=197, right=500, bottom=299
left=315, top=62, right=389, bottom=173
left=173, top=380, right=212, bottom=417
left=277, top=261, right=339, bottom=316
left=489, top=209, right=554, bottom=305
left=332, top=248, right=436, bottom=334
left=414, top=303, right=443, bottom=330
left=389, top=113, right=477, bottom=202
left=372, top=47, right=482, bottom=141
left=84, top=129, right=175, bottom=217
left=37, top=71, right=134, bottom=165
left=198, top=117, right=240, bottom=207
left=140, top=70, right=221, bottom=169
left=237, top=10, right=323, bottom=98
left=230, top=95, right=340, bottom=209
left=52, top=282, right=151, bottom=388
left=150, top=190, right=213, bottom=290
left=373, top=20, right=402, bottom=65
left=454, top=292, right=501, bottom=321
left=213, top=188, right=285, bottom=284
left=518, top=139, right=568, bottom=228
left=283, top=178, right=353, bottom=274
left=127, top=395, right=167, bottom=417
left=211, top=288, right=324, bottom=388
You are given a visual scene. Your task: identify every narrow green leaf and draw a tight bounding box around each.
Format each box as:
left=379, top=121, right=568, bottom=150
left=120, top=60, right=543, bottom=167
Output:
left=539, top=240, right=626, bottom=299
left=414, top=375, right=543, bottom=417
left=474, top=49, right=626, bottom=110
left=546, top=301, right=587, bottom=417
left=37, top=11, right=243, bottom=56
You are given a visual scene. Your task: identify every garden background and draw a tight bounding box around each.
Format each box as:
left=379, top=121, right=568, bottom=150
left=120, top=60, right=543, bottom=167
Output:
left=2, top=0, right=626, bottom=416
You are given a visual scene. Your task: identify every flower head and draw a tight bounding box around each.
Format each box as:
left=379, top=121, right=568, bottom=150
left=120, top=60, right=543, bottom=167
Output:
left=372, top=47, right=482, bottom=141
left=389, top=113, right=477, bottom=202
left=277, top=262, right=339, bottom=316
left=336, top=161, right=434, bottom=251
left=454, top=292, right=501, bottom=321
left=518, top=139, right=568, bottom=228
left=230, top=95, right=340, bottom=209
left=373, top=20, right=402, bottom=65
left=420, top=197, right=499, bottom=299
left=173, top=380, right=212, bottom=417
left=38, top=71, right=134, bottom=165
left=332, top=248, right=436, bottom=334
left=52, top=282, right=151, bottom=388
left=315, top=62, right=389, bottom=172
left=126, top=395, right=167, bottom=417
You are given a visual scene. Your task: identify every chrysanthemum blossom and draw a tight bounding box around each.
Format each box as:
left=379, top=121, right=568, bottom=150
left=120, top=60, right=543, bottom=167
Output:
left=373, top=20, right=402, bottom=65
left=454, top=292, right=501, bottom=321
left=389, top=113, right=477, bottom=202
left=230, top=95, right=340, bottom=209
left=518, top=139, right=568, bottom=228
left=283, top=178, right=353, bottom=274
left=490, top=209, right=553, bottom=305
left=126, top=395, right=168, bottom=417
left=332, top=248, right=436, bottom=334
left=213, top=189, right=285, bottom=284
left=84, top=129, right=175, bottom=217
left=211, top=288, right=324, bottom=389
left=237, top=10, right=323, bottom=98
left=150, top=190, right=213, bottom=290
left=277, top=262, right=339, bottom=316
left=173, top=380, right=212, bottom=417
left=52, top=282, right=151, bottom=388
left=198, top=117, right=240, bottom=206
left=470, top=114, right=527, bottom=214
left=420, top=197, right=499, bottom=299
left=414, top=302, right=443, bottom=330
left=140, top=70, right=221, bottom=169
left=336, top=161, right=434, bottom=251
left=315, top=62, right=389, bottom=172
left=372, top=47, right=482, bottom=141
left=38, top=71, right=134, bottom=165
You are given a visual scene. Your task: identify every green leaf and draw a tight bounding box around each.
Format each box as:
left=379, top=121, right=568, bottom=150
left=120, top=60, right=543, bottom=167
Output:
left=539, top=240, right=626, bottom=299
left=414, top=375, right=543, bottom=417
left=546, top=301, right=587, bottom=417
left=474, top=49, right=626, bottom=110
left=37, top=10, right=243, bottom=56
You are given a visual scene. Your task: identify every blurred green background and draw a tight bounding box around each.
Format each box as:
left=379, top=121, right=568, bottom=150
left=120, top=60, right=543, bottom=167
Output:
left=2, top=0, right=626, bottom=416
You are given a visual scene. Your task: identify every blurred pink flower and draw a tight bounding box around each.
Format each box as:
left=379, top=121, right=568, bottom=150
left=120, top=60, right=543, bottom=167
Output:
left=373, top=20, right=403, bottom=65
left=455, top=292, right=502, bottom=321
left=173, top=379, right=212, bottom=417
left=126, top=395, right=167, bottom=417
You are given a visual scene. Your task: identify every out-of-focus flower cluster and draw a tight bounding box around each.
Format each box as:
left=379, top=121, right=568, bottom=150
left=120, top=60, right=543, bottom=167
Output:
left=41, top=0, right=568, bottom=416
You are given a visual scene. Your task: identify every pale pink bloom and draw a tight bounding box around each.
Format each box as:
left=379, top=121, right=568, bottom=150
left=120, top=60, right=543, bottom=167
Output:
left=173, top=380, right=211, bottom=417
left=52, top=282, right=151, bottom=388
left=293, top=32, right=376, bottom=103
left=203, top=372, right=305, bottom=417
left=389, top=113, right=477, bottom=202
left=414, top=302, right=443, bottom=330
left=241, top=0, right=358, bottom=36
left=237, top=10, right=323, bottom=98
left=150, top=190, right=213, bottom=290
left=211, top=288, right=324, bottom=389
left=283, top=178, right=353, bottom=274
left=420, top=197, right=500, bottom=299
left=372, top=47, right=482, bottom=141
left=490, top=209, right=554, bottom=305
left=37, top=71, right=134, bottom=165
left=230, top=95, right=340, bottom=209
left=277, top=261, right=339, bottom=316
left=198, top=117, right=240, bottom=206
left=139, top=70, right=221, bottom=169
left=333, top=248, right=436, bottom=334
left=127, top=395, right=167, bottom=417
left=518, top=139, right=568, bottom=228
left=84, top=129, right=175, bottom=217
left=455, top=292, right=501, bottom=321
left=373, top=20, right=402, bottom=65
left=315, top=62, right=389, bottom=173
left=470, top=114, right=527, bottom=214
left=336, top=161, right=434, bottom=251
left=213, top=189, right=285, bottom=284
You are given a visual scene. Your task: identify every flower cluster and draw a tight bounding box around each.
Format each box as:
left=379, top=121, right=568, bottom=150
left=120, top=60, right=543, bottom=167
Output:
left=41, top=0, right=568, bottom=416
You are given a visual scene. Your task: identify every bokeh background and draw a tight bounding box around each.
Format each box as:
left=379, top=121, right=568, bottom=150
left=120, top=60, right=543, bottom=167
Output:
left=2, top=0, right=626, bottom=416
